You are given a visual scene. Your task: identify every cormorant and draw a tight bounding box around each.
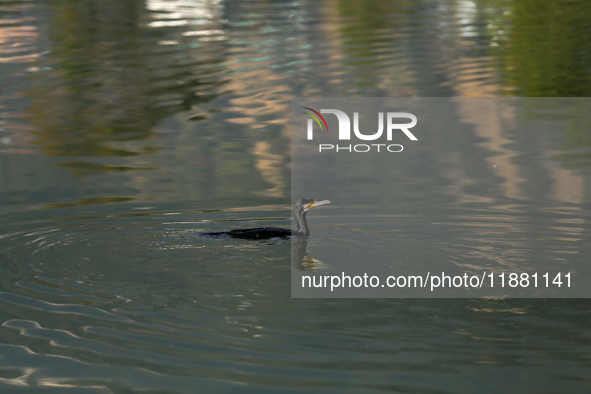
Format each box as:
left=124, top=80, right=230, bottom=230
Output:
left=200, top=198, right=330, bottom=240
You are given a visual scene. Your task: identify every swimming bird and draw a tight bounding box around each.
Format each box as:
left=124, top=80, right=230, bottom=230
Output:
left=200, top=198, right=330, bottom=240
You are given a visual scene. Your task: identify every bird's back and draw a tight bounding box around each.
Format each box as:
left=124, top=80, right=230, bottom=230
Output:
left=200, top=227, right=292, bottom=240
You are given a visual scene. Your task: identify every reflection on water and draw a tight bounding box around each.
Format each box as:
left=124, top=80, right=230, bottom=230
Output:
left=28, top=0, right=226, bottom=171
left=1, top=0, right=591, bottom=392
left=495, top=0, right=591, bottom=97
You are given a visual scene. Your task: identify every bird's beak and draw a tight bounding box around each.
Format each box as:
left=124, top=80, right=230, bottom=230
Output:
left=310, top=200, right=331, bottom=209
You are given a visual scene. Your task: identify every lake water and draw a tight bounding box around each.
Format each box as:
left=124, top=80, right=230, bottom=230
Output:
left=1, top=0, right=591, bottom=392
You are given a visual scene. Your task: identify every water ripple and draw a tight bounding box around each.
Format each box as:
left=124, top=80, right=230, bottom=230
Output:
left=1, top=0, right=591, bottom=392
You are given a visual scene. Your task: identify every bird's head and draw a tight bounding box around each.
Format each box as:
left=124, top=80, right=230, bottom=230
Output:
left=296, top=198, right=331, bottom=213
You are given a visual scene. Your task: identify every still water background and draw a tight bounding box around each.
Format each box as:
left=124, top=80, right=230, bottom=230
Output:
left=1, top=0, right=590, bottom=392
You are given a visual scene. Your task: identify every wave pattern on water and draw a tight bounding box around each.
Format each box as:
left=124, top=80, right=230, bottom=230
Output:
left=1, top=0, right=591, bottom=392
left=0, top=206, right=590, bottom=392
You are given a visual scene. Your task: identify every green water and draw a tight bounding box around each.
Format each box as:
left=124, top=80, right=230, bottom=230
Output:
left=1, top=0, right=590, bottom=392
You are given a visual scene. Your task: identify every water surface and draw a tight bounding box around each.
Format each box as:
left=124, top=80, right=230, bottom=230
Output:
left=1, top=0, right=591, bottom=392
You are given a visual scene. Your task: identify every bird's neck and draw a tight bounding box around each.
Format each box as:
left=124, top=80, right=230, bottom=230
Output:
left=295, top=210, right=310, bottom=236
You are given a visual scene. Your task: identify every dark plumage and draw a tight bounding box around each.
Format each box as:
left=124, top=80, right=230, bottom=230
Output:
left=200, top=198, right=330, bottom=239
